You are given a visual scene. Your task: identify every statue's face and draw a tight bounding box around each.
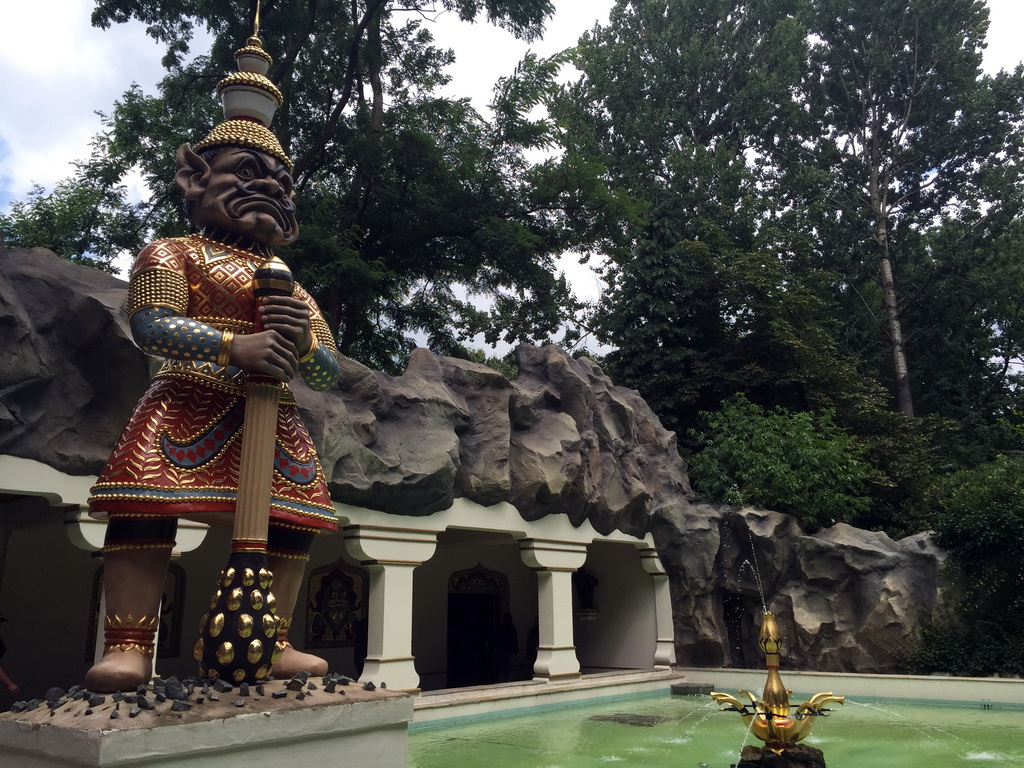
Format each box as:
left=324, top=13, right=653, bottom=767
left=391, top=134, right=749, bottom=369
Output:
left=189, top=147, right=298, bottom=246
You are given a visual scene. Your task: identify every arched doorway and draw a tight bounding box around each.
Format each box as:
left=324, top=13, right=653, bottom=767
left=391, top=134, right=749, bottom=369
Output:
left=447, top=563, right=509, bottom=687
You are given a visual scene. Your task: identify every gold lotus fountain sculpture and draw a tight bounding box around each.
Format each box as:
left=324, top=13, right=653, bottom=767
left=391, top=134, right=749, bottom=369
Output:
left=710, top=612, right=844, bottom=753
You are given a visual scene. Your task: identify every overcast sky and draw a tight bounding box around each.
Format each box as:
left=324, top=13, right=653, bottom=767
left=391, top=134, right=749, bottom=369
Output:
left=2, top=0, right=1022, bottom=308
left=3, top=1, right=1022, bottom=210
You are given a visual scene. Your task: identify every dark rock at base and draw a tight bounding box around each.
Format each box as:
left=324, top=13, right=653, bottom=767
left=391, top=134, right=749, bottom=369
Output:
left=735, top=744, right=827, bottom=768
left=163, top=678, right=185, bottom=700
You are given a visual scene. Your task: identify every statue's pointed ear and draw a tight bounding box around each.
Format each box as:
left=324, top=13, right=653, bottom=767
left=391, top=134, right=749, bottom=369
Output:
left=174, top=143, right=211, bottom=201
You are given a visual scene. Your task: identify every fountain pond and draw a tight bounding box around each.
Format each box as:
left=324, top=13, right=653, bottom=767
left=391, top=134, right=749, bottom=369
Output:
left=408, top=691, right=1024, bottom=768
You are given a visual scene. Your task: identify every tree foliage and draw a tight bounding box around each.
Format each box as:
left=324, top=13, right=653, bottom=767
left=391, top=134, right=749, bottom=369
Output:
left=688, top=395, right=874, bottom=531
left=545, top=0, right=1024, bottom=532
left=0, top=132, right=146, bottom=271
left=908, top=454, right=1024, bottom=676
left=2, top=0, right=588, bottom=373
left=546, top=0, right=895, bottom=444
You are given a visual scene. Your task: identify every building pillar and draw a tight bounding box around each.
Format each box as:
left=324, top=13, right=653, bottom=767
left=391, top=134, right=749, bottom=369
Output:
left=519, top=538, right=588, bottom=681
left=343, top=525, right=438, bottom=692
left=640, top=547, right=676, bottom=667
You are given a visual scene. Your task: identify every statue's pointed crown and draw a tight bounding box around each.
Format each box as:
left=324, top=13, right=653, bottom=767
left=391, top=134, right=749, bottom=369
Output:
left=193, top=9, right=293, bottom=172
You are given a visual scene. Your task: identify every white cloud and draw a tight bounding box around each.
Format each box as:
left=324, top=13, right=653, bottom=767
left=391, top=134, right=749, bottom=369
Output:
left=0, top=2, right=166, bottom=205
left=983, top=0, right=1024, bottom=75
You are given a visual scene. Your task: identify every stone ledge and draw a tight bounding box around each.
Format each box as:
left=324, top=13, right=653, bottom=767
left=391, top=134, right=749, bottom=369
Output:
left=0, top=682, right=412, bottom=768
left=414, top=668, right=685, bottom=723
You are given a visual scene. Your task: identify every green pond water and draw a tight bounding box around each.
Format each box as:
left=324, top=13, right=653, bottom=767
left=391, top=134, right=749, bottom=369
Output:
left=409, top=692, right=1024, bottom=768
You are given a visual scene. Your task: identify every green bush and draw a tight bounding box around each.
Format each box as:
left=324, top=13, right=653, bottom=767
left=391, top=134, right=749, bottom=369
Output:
left=909, top=454, right=1024, bottom=677
left=688, top=395, right=873, bottom=531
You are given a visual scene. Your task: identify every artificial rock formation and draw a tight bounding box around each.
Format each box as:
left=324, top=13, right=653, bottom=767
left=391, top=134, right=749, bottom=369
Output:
left=651, top=503, right=954, bottom=672
left=0, top=247, right=948, bottom=672
left=0, top=247, right=690, bottom=539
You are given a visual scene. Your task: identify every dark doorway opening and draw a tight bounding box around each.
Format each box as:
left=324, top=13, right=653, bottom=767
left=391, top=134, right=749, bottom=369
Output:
left=446, top=563, right=510, bottom=687
left=447, top=592, right=500, bottom=687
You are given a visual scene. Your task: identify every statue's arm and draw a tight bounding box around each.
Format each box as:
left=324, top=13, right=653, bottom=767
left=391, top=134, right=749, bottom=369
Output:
left=295, top=287, right=341, bottom=391
left=125, top=242, right=233, bottom=366
left=129, top=304, right=233, bottom=364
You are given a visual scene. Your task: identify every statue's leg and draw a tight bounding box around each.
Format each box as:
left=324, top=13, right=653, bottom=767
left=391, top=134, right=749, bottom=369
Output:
left=84, top=517, right=176, bottom=692
left=266, top=525, right=328, bottom=678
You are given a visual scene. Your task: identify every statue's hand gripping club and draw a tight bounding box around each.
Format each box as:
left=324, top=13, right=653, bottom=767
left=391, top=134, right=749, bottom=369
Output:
left=196, top=256, right=295, bottom=683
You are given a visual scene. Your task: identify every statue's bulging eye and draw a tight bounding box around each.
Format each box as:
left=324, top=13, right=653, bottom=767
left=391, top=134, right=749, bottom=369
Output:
left=236, top=165, right=255, bottom=180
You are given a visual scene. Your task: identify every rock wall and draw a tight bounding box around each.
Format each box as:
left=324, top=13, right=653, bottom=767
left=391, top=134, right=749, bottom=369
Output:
left=0, top=247, right=690, bottom=538
left=651, top=503, right=954, bottom=672
left=0, top=247, right=948, bottom=672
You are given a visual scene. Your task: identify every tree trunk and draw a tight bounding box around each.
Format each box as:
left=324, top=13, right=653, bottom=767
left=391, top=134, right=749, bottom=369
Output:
left=879, top=256, right=914, bottom=417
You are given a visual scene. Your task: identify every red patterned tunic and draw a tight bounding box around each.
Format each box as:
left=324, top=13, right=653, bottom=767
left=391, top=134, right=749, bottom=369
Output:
left=88, top=235, right=339, bottom=532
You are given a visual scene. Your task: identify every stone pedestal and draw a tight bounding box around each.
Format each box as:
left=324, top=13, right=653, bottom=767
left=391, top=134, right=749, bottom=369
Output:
left=0, top=683, right=412, bottom=768
left=734, top=744, right=827, bottom=768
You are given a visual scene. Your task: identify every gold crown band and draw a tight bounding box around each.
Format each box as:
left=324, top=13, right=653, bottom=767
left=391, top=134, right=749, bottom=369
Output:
left=216, top=72, right=283, bottom=105
left=193, top=120, right=293, bottom=171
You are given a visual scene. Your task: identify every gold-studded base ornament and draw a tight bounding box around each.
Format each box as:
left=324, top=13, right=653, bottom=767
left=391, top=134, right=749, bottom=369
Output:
left=196, top=549, right=278, bottom=683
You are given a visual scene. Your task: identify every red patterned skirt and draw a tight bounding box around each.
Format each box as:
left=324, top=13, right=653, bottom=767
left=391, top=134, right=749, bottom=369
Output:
left=89, top=374, right=337, bottom=532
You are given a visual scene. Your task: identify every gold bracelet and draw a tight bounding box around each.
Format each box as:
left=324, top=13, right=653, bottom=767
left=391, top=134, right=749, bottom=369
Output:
left=299, top=335, right=318, bottom=363
left=217, top=329, right=235, bottom=366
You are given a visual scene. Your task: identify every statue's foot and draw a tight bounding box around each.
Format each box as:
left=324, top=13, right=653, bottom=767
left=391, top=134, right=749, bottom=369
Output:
left=272, top=645, right=328, bottom=678
left=84, top=650, right=152, bottom=692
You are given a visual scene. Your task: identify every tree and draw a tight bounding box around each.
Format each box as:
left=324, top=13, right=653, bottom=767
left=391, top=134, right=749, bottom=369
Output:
left=5, top=0, right=584, bottom=372
left=541, top=0, right=1024, bottom=533
left=0, top=133, right=146, bottom=271
left=548, top=0, right=883, bottom=438
left=799, top=0, right=1020, bottom=418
